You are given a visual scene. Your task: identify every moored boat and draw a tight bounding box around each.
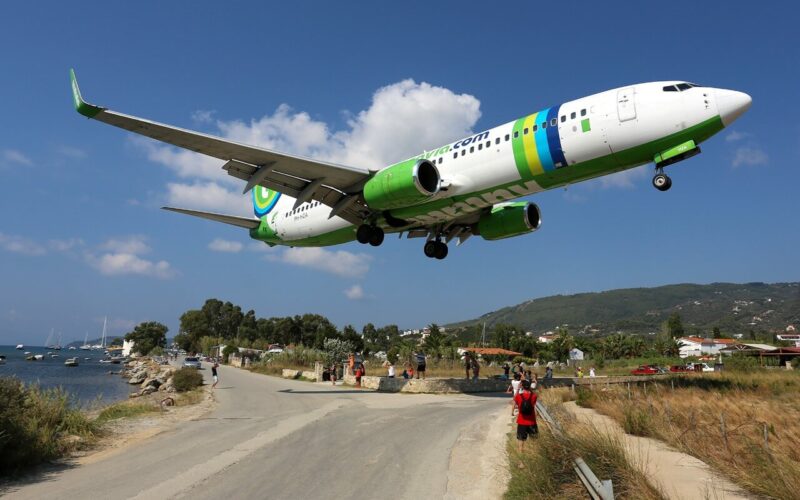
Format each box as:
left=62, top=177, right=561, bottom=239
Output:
left=65, top=357, right=79, bottom=367
left=16, top=344, right=24, bottom=350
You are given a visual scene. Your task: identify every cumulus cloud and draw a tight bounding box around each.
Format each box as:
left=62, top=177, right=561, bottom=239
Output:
left=191, top=109, right=216, bottom=124
left=597, top=165, right=649, bottom=189
left=725, top=131, right=750, bottom=142
left=0, top=232, right=46, bottom=256
left=1, top=149, right=32, bottom=167
left=344, top=284, right=365, bottom=300
left=208, top=238, right=243, bottom=253
left=48, top=238, right=85, bottom=252
left=86, top=235, right=175, bottom=279
left=267, top=247, right=372, bottom=278
left=732, top=147, right=768, bottom=168
left=135, top=79, right=482, bottom=214
left=56, top=145, right=88, bottom=159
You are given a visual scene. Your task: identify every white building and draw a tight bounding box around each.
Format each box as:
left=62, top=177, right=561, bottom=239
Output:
left=538, top=335, right=556, bottom=343
left=569, top=348, right=584, bottom=361
left=678, top=337, right=737, bottom=358
left=122, top=339, right=135, bottom=357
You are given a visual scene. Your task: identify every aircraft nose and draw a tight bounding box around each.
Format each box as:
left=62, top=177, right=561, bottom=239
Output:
left=716, top=89, right=752, bottom=126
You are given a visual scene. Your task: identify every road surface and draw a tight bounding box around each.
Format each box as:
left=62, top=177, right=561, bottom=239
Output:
left=3, top=363, right=510, bottom=499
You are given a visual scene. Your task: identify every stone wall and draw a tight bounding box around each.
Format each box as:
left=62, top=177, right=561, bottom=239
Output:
left=281, top=369, right=317, bottom=381
left=342, top=374, right=510, bottom=393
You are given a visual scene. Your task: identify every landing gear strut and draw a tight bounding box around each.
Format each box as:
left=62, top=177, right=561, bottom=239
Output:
left=356, top=224, right=384, bottom=246
left=652, top=167, right=672, bottom=192
left=423, top=239, right=448, bottom=260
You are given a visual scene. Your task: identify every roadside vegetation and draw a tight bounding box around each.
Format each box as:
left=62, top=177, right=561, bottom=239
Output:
left=95, top=401, right=160, bottom=423
left=172, top=367, right=204, bottom=392
left=574, top=371, right=800, bottom=499
left=505, top=388, right=663, bottom=499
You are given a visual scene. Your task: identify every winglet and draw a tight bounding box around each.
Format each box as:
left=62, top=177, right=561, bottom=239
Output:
left=70, top=69, right=104, bottom=118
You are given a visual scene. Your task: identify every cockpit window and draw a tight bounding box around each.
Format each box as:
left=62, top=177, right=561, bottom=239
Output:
left=663, top=85, right=678, bottom=92
left=676, top=83, right=691, bottom=91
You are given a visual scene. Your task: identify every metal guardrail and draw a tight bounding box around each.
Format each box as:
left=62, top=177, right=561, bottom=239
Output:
left=535, top=401, right=615, bottom=500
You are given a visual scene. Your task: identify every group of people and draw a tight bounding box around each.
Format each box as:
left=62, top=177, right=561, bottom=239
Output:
left=464, top=353, right=481, bottom=380
left=575, top=366, right=596, bottom=378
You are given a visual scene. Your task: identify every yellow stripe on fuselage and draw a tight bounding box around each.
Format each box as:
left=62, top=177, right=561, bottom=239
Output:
left=522, top=113, right=544, bottom=176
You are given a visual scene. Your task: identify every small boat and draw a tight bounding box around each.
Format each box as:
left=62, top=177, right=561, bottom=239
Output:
left=26, top=355, right=35, bottom=361
left=16, top=344, right=24, bottom=350
left=33, top=354, right=44, bottom=361
left=65, top=357, right=79, bottom=367
left=84, top=357, right=90, bottom=360
left=24, top=351, right=31, bottom=355
left=50, top=354, right=60, bottom=358
left=99, top=358, right=113, bottom=364
left=0, top=355, right=6, bottom=365
left=68, top=346, right=76, bottom=350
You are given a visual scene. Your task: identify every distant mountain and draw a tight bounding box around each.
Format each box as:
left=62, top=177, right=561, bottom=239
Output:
left=65, top=336, right=123, bottom=347
left=447, top=282, right=800, bottom=337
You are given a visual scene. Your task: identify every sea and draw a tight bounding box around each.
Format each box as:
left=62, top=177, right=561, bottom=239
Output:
left=0, top=345, right=133, bottom=407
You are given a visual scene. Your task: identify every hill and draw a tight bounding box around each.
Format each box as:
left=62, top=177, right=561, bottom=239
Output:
left=447, top=282, right=800, bottom=338
left=65, top=336, right=123, bottom=347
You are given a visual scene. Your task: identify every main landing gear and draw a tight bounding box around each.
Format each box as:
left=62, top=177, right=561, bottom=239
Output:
left=652, top=166, right=672, bottom=192
left=356, top=224, right=384, bottom=246
left=423, top=239, right=448, bottom=260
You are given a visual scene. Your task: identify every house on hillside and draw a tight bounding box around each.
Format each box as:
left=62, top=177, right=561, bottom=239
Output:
left=538, top=334, right=556, bottom=343
left=678, top=337, right=737, bottom=358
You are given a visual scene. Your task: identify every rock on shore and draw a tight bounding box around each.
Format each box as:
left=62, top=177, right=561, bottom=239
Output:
left=122, top=359, right=177, bottom=397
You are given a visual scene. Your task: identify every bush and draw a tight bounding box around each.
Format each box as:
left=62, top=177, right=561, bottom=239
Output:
left=513, top=356, right=536, bottom=365
left=222, top=344, right=238, bottom=363
left=172, top=368, right=203, bottom=392
left=792, top=357, right=800, bottom=369
left=723, top=354, right=760, bottom=372
left=0, top=377, right=96, bottom=476
left=622, top=406, right=652, bottom=437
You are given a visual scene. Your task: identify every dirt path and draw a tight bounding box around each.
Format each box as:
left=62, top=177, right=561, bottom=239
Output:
left=563, top=402, right=752, bottom=500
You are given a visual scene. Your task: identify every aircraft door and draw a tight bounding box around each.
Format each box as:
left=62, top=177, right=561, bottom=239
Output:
left=616, top=87, right=636, bottom=122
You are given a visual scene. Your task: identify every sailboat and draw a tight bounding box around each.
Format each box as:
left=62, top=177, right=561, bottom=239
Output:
left=91, top=317, right=107, bottom=349
left=16, top=344, right=24, bottom=350
left=80, top=332, right=91, bottom=350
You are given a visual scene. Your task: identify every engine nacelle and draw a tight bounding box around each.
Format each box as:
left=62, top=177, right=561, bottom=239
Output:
left=477, top=202, right=541, bottom=241
left=363, top=159, right=441, bottom=210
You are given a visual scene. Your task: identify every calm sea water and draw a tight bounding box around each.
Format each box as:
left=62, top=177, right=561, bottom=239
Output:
left=0, top=345, right=132, bottom=407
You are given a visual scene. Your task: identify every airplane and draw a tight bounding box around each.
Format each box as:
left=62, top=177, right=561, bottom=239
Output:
left=70, top=70, right=751, bottom=260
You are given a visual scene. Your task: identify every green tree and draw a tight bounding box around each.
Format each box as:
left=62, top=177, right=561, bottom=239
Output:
left=341, top=324, right=363, bottom=351
left=492, top=323, right=519, bottom=350
left=176, top=310, right=210, bottom=352
left=424, top=323, right=444, bottom=357
left=712, top=326, right=721, bottom=339
left=125, top=321, right=168, bottom=355
left=552, top=328, right=574, bottom=362
left=666, top=312, right=685, bottom=339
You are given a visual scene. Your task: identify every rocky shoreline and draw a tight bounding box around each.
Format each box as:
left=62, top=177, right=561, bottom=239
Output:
left=122, top=358, right=178, bottom=397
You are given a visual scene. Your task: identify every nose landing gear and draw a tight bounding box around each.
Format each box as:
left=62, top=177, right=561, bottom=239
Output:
left=356, top=224, right=384, bottom=246
left=652, top=167, right=672, bottom=192
left=423, top=239, right=448, bottom=260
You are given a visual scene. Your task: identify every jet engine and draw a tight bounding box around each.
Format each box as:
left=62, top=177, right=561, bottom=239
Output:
left=363, top=159, right=441, bottom=210
left=476, top=202, right=541, bottom=240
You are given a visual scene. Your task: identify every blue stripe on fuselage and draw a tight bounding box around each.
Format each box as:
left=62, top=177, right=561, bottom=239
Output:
left=546, top=106, right=567, bottom=168
left=534, top=107, right=555, bottom=171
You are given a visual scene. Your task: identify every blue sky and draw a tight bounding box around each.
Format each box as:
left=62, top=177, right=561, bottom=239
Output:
left=1, top=1, right=798, bottom=345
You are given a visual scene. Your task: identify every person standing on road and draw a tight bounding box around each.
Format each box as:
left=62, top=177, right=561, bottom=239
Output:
left=387, top=362, right=396, bottom=378
left=471, top=356, right=480, bottom=380
left=330, top=363, right=337, bottom=385
left=415, top=351, right=427, bottom=380
left=507, top=373, right=522, bottom=414
left=464, top=353, right=472, bottom=380
left=512, top=379, right=538, bottom=464
left=502, top=362, right=510, bottom=380
left=211, top=362, right=219, bottom=389
left=355, top=362, right=364, bottom=388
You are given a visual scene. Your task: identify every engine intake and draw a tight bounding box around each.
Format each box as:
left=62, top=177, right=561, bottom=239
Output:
left=477, top=202, right=541, bottom=241
left=363, top=159, right=441, bottom=210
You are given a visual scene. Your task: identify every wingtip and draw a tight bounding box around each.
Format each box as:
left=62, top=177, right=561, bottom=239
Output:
left=70, top=69, right=104, bottom=118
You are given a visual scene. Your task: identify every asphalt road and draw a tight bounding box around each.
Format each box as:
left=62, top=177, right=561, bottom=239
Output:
left=3, top=363, right=509, bottom=499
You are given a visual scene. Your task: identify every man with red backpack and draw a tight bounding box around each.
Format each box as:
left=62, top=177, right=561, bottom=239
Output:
left=511, top=379, right=538, bottom=463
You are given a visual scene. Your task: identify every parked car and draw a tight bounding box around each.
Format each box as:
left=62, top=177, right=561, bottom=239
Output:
left=631, top=365, right=659, bottom=375
left=183, top=356, right=202, bottom=369
left=686, top=362, right=714, bottom=373
left=669, top=365, right=692, bottom=373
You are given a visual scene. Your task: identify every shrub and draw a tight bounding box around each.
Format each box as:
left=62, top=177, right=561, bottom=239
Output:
left=222, top=344, right=238, bottom=363
left=513, top=356, right=536, bottom=365
left=96, top=402, right=158, bottom=423
left=723, top=354, right=760, bottom=372
left=792, top=357, right=800, bottom=369
left=172, top=368, right=203, bottom=392
left=0, top=377, right=96, bottom=476
left=622, top=406, right=652, bottom=436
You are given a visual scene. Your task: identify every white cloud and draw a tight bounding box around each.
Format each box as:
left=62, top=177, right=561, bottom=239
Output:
left=85, top=252, right=174, bottom=279
left=135, top=80, right=481, bottom=214
left=101, top=235, right=151, bottom=255
left=48, top=238, right=84, bottom=252
left=191, top=109, right=216, bottom=124
left=86, top=235, right=174, bottom=279
left=0, top=232, right=46, bottom=255
left=732, top=147, right=768, bottom=168
left=2, top=149, right=32, bottom=167
left=725, top=131, right=750, bottom=143
left=344, top=284, right=365, bottom=300
left=596, top=165, right=648, bottom=189
left=165, top=181, right=251, bottom=217
left=268, top=247, right=372, bottom=278
left=208, top=238, right=243, bottom=253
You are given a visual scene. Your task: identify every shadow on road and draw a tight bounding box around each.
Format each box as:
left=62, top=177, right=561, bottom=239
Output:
left=278, top=389, right=373, bottom=394
left=0, top=460, right=78, bottom=496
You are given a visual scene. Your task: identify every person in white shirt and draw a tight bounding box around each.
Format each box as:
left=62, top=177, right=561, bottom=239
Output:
left=507, top=373, right=522, bottom=414
left=388, top=363, right=396, bottom=378
left=589, top=367, right=596, bottom=378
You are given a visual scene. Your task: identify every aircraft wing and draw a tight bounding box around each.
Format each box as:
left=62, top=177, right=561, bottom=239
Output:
left=162, top=207, right=261, bottom=229
left=70, top=70, right=369, bottom=225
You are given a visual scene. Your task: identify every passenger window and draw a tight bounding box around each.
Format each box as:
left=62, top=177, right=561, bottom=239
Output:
left=580, top=109, right=586, bottom=116
left=478, top=143, right=483, bottom=150
left=570, top=111, right=576, bottom=119
left=461, top=150, right=466, bottom=156
left=486, top=141, right=490, bottom=148
left=523, top=128, right=528, bottom=135
left=495, top=137, right=500, bottom=145
left=663, top=85, right=678, bottom=92
left=560, top=115, right=566, bottom=123
left=470, top=146, right=474, bottom=153
left=550, top=118, right=557, bottom=127
left=542, top=122, right=547, bottom=129
left=438, top=157, right=443, bottom=164
left=514, top=131, right=519, bottom=138
left=504, top=134, right=510, bottom=141
left=533, top=124, right=537, bottom=132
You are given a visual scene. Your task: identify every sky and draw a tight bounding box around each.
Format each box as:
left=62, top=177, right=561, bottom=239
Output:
left=1, top=1, right=799, bottom=345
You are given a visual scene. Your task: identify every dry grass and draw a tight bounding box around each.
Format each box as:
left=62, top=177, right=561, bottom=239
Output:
left=575, top=370, right=800, bottom=499
left=505, top=388, right=663, bottom=499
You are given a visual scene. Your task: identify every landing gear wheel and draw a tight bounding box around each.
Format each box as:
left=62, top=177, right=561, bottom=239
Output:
left=433, top=241, right=448, bottom=260
left=368, top=227, right=384, bottom=247
left=356, top=224, right=372, bottom=244
left=424, top=241, right=438, bottom=258
left=653, top=173, right=672, bottom=191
